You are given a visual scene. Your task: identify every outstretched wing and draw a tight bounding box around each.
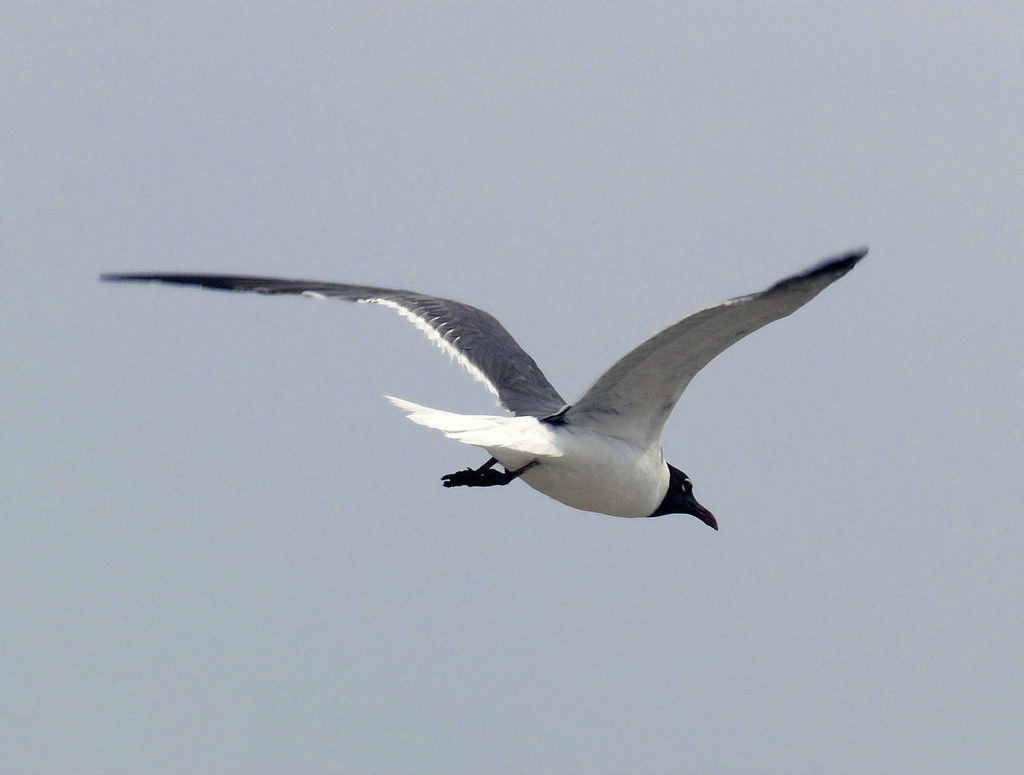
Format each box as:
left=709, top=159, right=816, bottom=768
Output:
left=565, top=248, right=867, bottom=445
left=100, top=273, right=567, bottom=417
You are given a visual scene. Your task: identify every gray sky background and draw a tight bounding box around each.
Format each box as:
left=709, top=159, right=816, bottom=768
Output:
left=5, top=4, right=1022, bottom=773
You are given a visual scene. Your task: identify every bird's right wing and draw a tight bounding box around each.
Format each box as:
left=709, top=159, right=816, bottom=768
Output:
left=564, top=248, right=867, bottom=446
left=100, top=273, right=567, bottom=418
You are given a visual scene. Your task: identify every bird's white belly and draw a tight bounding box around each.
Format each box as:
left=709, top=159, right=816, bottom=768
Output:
left=489, top=428, right=669, bottom=518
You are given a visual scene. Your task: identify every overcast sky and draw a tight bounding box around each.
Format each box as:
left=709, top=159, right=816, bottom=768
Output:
left=5, top=4, right=1022, bottom=773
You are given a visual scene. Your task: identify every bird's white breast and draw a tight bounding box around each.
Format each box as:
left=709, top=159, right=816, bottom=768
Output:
left=489, top=427, right=670, bottom=518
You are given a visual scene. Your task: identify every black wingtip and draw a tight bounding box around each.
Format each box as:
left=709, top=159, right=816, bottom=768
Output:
left=804, top=246, right=868, bottom=278
left=770, top=246, right=868, bottom=292
left=100, top=272, right=178, bottom=284
left=99, top=272, right=256, bottom=292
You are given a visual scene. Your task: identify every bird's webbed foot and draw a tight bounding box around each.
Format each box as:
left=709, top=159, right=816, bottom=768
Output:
left=441, top=458, right=536, bottom=488
left=440, top=468, right=510, bottom=487
left=441, top=467, right=482, bottom=487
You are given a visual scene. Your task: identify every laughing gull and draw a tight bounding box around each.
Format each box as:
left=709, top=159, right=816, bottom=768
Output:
left=102, top=247, right=866, bottom=527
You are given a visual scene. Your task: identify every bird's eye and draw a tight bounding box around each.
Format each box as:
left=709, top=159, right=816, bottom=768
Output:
left=682, top=477, right=693, bottom=492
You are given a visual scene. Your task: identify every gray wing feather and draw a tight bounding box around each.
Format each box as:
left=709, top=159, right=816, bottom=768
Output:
left=565, top=248, right=867, bottom=445
left=100, top=273, right=567, bottom=417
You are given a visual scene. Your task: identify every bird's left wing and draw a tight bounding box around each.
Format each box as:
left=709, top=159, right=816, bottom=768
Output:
left=100, top=273, right=567, bottom=417
left=564, top=248, right=867, bottom=446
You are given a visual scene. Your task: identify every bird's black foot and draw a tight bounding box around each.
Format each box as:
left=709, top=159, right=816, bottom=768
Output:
left=441, top=467, right=517, bottom=487
left=441, top=467, right=482, bottom=487
left=441, top=460, right=537, bottom=488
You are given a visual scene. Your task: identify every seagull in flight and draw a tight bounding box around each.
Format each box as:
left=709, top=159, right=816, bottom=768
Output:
left=102, top=247, right=866, bottom=528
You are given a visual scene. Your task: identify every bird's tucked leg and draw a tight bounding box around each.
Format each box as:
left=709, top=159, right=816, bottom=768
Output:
left=441, top=458, right=537, bottom=488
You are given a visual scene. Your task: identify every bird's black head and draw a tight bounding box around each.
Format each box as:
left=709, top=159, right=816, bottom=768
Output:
left=649, top=464, right=717, bottom=529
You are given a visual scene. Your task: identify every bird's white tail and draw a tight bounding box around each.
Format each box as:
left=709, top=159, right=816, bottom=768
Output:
left=385, top=396, right=563, bottom=457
